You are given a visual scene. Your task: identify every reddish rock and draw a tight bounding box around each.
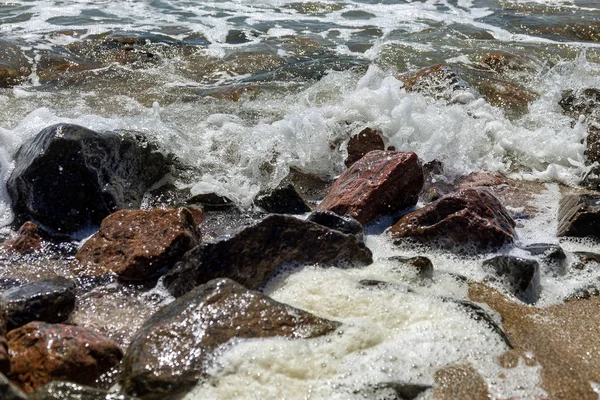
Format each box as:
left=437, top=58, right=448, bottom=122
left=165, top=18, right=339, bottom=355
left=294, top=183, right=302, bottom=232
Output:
left=7, top=322, right=122, bottom=393
left=557, top=194, right=600, bottom=238
left=2, top=222, right=44, bottom=255
left=456, top=171, right=508, bottom=189
left=389, top=187, right=516, bottom=250
left=75, top=208, right=202, bottom=281
left=345, top=127, right=385, bottom=168
left=317, top=150, right=424, bottom=225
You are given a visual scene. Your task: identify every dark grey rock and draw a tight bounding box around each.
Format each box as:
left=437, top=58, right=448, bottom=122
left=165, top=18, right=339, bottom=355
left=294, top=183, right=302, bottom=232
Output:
left=451, top=299, right=512, bottom=348
left=306, top=209, right=364, bottom=241
left=0, top=276, right=76, bottom=331
left=7, top=123, right=170, bottom=235
left=482, top=256, right=540, bottom=304
left=28, top=381, right=136, bottom=400
left=520, top=243, right=567, bottom=276
left=557, top=194, right=600, bottom=238
left=0, top=372, right=27, bottom=400
left=356, top=382, right=431, bottom=400
left=120, top=278, right=340, bottom=398
left=255, top=183, right=311, bottom=214
left=163, top=214, right=373, bottom=297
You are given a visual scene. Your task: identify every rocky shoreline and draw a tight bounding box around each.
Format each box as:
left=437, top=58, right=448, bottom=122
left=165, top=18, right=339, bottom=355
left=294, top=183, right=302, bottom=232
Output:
left=1, top=33, right=600, bottom=399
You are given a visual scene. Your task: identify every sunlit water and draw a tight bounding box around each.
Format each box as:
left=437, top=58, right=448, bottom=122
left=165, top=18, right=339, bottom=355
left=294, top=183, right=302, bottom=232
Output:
left=1, top=0, right=600, bottom=398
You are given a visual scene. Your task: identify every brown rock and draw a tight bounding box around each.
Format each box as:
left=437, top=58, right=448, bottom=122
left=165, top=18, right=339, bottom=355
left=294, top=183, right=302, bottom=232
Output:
left=397, top=64, right=474, bottom=101
left=75, top=208, right=202, bottom=281
left=344, top=127, right=385, bottom=168
left=2, top=222, right=44, bottom=255
left=163, top=214, right=372, bottom=297
left=389, top=187, right=515, bottom=250
left=0, top=40, right=31, bottom=88
left=120, top=278, right=340, bottom=397
left=7, top=322, right=122, bottom=393
left=317, top=150, right=424, bottom=225
left=557, top=194, right=600, bottom=238
left=0, top=323, right=8, bottom=375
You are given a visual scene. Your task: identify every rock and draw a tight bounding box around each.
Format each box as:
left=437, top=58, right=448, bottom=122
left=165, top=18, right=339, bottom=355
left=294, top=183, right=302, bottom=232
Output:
left=455, top=171, right=508, bottom=189
left=344, top=127, right=385, bottom=168
left=482, top=256, right=540, bottom=304
left=254, top=183, right=311, bottom=214
left=317, top=150, right=423, bottom=225
left=7, top=123, right=171, bottom=235
left=0, top=373, right=27, bottom=400
left=478, top=52, right=540, bottom=74
left=520, top=243, right=567, bottom=276
left=186, top=192, right=236, bottom=211
left=398, top=64, right=475, bottom=102
left=356, top=382, right=431, bottom=399
left=0, top=318, right=8, bottom=374
left=1, top=221, right=44, bottom=255
left=74, top=208, right=201, bottom=281
left=0, top=40, right=31, bottom=88
left=120, top=278, right=340, bottom=397
left=0, top=277, right=76, bottom=331
left=28, top=381, right=136, bottom=400
left=557, top=194, right=600, bottom=238
left=163, top=214, right=372, bottom=297
left=388, top=256, right=434, bottom=279
left=390, top=188, right=516, bottom=250
left=450, top=299, right=512, bottom=348
left=7, top=322, right=123, bottom=393
left=306, top=209, right=364, bottom=241
left=433, top=363, right=490, bottom=400
left=559, top=88, right=600, bottom=119
left=419, top=160, right=454, bottom=203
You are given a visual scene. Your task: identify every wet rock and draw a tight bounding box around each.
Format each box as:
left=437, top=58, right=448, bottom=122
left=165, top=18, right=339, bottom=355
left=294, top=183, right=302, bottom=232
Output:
left=356, top=382, right=431, bottom=399
left=2, top=221, right=44, bottom=255
left=478, top=52, right=540, bottom=74
left=456, top=171, right=508, bottom=189
left=7, top=123, right=171, bottom=235
left=286, top=167, right=334, bottom=203
left=388, top=256, right=434, bottom=279
left=163, top=214, right=372, bottom=297
left=570, top=252, right=600, bottom=271
left=120, top=278, right=340, bottom=397
left=0, top=276, right=76, bottom=331
left=469, top=72, right=537, bottom=118
left=186, top=192, right=236, bottom=211
left=390, top=188, right=516, bottom=250
left=75, top=208, right=201, bottom=281
left=0, top=321, right=8, bottom=374
left=317, top=150, right=423, bottom=225
left=0, top=373, right=27, bottom=400
left=559, top=88, right=600, bottom=119
left=520, top=243, right=567, bottom=276
left=344, top=127, right=385, bottom=168
left=433, top=363, right=490, bottom=400
left=221, top=51, right=287, bottom=75
left=482, top=256, right=540, bottom=304
left=28, top=381, right=137, bottom=400
left=7, top=322, right=123, bottom=393
left=398, top=64, right=476, bottom=102
left=0, top=40, right=31, bottom=88
left=35, top=50, right=99, bottom=84
left=419, top=159, right=454, bottom=202
left=254, top=183, right=311, bottom=214
left=358, top=279, right=412, bottom=293
left=557, top=194, right=600, bottom=238
left=451, top=299, right=512, bottom=348
left=306, top=209, right=364, bottom=241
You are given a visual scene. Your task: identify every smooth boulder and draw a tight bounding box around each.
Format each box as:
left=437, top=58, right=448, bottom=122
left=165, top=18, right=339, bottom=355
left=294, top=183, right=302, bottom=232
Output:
left=389, top=187, right=515, bottom=250
left=557, top=194, right=600, bottom=238
left=120, top=278, right=340, bottom=397
left=0, top=276, right=76, bottom=331
left=75, top=208, right=202, bottom=281
left=7, top=123, right=170, bottom=235
left=317, top=150, right=424, bottom=225
left=482, top=256, right=540, bottom=304
left=7, top=322, right=122, bottom=393
left=254, top=183, right=311, bottom=214
left=163, top=214, right=373, bottom=297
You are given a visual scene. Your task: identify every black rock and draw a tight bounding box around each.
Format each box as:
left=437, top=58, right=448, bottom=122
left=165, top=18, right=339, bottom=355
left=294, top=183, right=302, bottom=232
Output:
left=356, top=382, right=431, bottom=400
left=520, top=243, right=567, bottom=276
left=120, top=278, right=340, bottom=397
left=482, top=256, right=540, bottom=304
left=254, top=183, right=311, bottom=214
left=388, top=255, right=434, bottom=279
left=0, top=372, right=27, bottom=400
left=306, top=209, right=364, bottom=241
left=0, top=276, right=76, bottom=331
left=28, top=381, right=136, bottom=400
left=557, top=194, right=600, bottom=238
left=7, top=123, right=170, bottom=235
left=163, top=214, right=373, bottom=297
left=186, top=192, right=236, bottom=211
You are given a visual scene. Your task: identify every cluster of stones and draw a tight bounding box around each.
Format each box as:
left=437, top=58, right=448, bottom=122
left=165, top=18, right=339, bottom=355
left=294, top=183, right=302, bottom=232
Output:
left=1, top=65, right=600, bottom=399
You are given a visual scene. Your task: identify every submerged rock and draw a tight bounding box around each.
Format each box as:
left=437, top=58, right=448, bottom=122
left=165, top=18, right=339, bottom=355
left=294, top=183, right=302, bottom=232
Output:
left=0, top=373, right=27, bottom=400
left=28, top=381, right=137, bottom=400
left=344, top=127, right=385, bottom=168
left=390, top=188, right=516, bottom=250
left=254, top=183, right=311, bottom=214
left=163, top=214, right=372, bottom=297
left=7, top=322, right=123, bottom=393
left=388, top=255, right=434, bottom=279
left=482, top=256, right=540, bottom=304
left=557, top=194, right=600, bottom=238
left=398, top=64, right=475, bottom=102
left=7, top=123, right=171, bottom=236
left=317, top=150, right=423, bottom=225
left=2, top=221, right=45, bottom=255
left=0, top=40, right=31, bottom=88
left=0, top=276, right=76, bottom=331
left=306, top=209, right=364, bottom=241
left=120, top=278, right=340, bottom=397
left=74, top=208, right=202, bottom=281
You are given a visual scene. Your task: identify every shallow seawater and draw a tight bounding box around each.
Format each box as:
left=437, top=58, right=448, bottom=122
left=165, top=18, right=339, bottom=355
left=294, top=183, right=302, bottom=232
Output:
left=1, top=0, right=600, bottom=398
